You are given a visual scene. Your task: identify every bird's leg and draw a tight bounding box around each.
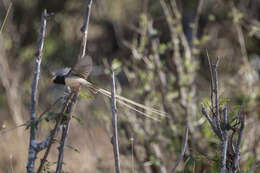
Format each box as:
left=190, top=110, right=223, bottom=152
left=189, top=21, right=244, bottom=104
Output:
left=74, top=85, right=81, bottom=92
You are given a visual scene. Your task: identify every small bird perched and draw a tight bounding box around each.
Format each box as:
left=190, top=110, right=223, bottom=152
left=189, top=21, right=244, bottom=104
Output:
left=51, top=55, right=168, bottom=121
left=52, top=55, right=94, bottom=91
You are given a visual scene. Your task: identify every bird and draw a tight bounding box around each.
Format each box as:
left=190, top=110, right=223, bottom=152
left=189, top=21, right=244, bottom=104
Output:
left=51, top=55, right=93, bottom=91
left=51, top=55, right=168, bottom=121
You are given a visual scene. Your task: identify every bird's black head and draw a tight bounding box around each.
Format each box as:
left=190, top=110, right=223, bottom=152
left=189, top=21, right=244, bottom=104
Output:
left=53, top=75, right=65, bottom=85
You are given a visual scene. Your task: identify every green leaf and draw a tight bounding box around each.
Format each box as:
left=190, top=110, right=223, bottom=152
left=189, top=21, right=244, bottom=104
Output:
left=201, top=35, right=211, bottom=44
left=208, top=14, right=216, bottom=21
left=65, top=144, right=80, bottom=153
left=20, top=45, right=35, bottom=62
left=228, top=111, right=236, bottom=118
left=202, top=98, right=211, bottom=107
left=72, top=115, right=83, bottom=125
left=233, top=105, right=241, bottom=112
left=228, top=105, right=242, bottom=123
left=219, top=98, right=230, bottom=106
left=112, top=58, right=122, bottom=71
left=26, top=121, right=37, bottom=130
left=45, top=112, right=59, bottom=122
left=233, top=12, right=244, bottom=23
left=184, top=59, right=192, bottom=69
left=193, top=38, right=200, bottom=46
left=79, top=90, right=94, bottom=100
left=159, top=43, right=167, bottom=54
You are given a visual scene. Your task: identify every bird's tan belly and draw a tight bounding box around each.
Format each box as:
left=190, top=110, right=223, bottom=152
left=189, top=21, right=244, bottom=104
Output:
left=65, top=77, right=87, bottom=87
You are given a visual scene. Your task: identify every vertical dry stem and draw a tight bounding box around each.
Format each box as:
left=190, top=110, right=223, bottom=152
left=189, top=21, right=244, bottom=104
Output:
left=110, top=71, right=121, bottom=173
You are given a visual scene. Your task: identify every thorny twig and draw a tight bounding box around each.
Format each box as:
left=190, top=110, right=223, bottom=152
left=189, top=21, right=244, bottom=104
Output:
left=206, top=49, right=214, bottom=111
left=80, top=0, right=93, bottom=58
left=220, top=108, right=228, bottom=173
left=0, top=2, right=12, bottom=34
left=26, top=9, right=48, bottom=173
left=232, top=114, right=245, bottom=171
left=110, top=71, right=121, bottom=173
left=201, top=54, right=246, bottom=173
left=192, top=0, right=204, bottom=43
left=54, top=0, right=93, bottom=172
left=55, top=93, right=78, bottom=173
left=37, top=92, right=74, bottom=173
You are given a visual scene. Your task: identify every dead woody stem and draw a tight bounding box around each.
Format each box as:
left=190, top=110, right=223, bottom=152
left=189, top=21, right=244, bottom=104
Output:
left=201, top=54, right=246, bottom=173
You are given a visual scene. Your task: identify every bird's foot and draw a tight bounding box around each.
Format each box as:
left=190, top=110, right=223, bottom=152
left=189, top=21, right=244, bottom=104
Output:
left=74, top=85, right=81, bottom=92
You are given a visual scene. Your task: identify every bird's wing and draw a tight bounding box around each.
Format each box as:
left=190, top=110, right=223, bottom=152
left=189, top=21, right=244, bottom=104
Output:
left=54, top=67, right=71, bottom=76
left=71, top=55, right=92, bottom=79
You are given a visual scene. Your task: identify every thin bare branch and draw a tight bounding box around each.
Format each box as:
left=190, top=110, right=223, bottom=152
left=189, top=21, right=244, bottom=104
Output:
left=220, top=108, right=228, bottom=173
left=206, top=49, right=214, bottom=109
left=169, top=127, right=189, bottom=173
left=110, top=71, right=121, bottom=173
left=169, top=0, right=191, bottom=61
left=203, top=52, right=246, bottom=172
left=80, top=0, right=93, bottom=58
left=229, top=3, right=250, bottom=66
left=169, top=0, right=181, bottom=19
left=54, top=0, right=93, bottom=172
left=192, top=0, right=204, bottom=42
left=26, top=9, right=48, bottom=173
left=232, top=114, right=245, bottom=171
left=0, top=2, right=12, bottom=34
left=201, top=104, right=221, bottom=139
left=212, top=57, right=223, bottom=139
left=55, top=93, right=78, bottom=173
left=36, top=136, right=52, bottom=152
left=36, top=92, right=74, bottom=173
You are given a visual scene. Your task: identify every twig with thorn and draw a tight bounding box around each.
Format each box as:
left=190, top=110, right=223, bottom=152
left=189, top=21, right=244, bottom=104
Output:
left=55, top=93, right=78, bottom=173
left=201, top=53, right=246, bottom=173
left=80, top=0, right=93, bottom=58
left=26, top=9, right=48, bottom=173
left=220, top=108, right=228, bottom=173
left=54, top=0, right=93, bottom=172
left=37, top=92, right=74, bottom=173
left=232, top=114, right=245, bottom=171
left=110, top=71, right=121, bottom=173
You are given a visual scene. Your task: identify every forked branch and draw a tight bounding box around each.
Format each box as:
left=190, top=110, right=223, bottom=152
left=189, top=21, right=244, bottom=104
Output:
left=201, top=53, right=246, bottom=173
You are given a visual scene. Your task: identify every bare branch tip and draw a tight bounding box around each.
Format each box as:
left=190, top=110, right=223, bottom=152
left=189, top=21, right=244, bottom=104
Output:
left=216, top=56, right=220, bottom=66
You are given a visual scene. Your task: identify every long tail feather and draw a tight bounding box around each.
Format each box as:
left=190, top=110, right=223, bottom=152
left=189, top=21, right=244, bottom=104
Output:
left=97, top=87, right=160, bottom=121
left=84, top=81, right=169, bottom=120
left=116, top=99, right=160, bottom=121
left=99, top=88, right=168, bottom=117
